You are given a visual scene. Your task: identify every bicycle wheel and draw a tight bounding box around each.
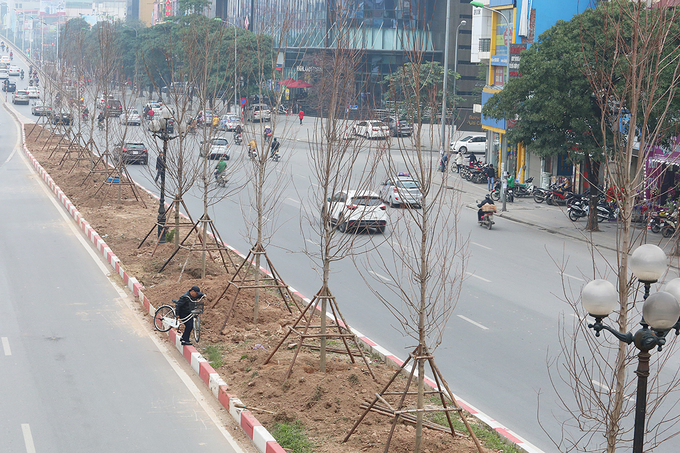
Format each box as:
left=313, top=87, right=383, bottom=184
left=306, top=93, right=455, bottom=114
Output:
left=193, top=316, right=201, bottom=343
left=154, top=305, right=176, bottom=332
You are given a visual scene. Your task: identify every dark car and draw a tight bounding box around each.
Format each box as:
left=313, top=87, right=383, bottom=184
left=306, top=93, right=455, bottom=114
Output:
left=114, top=142, right=148, bottom=165
left=2, top=79, right=16, bottom=92
left=51, top=109, right=73, bottom=125
left=382, top=116, right=413, bottom=137
left=103, top=99, right=123, bottom=117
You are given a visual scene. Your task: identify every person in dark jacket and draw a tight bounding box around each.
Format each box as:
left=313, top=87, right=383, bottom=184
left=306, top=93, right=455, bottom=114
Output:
left=477, top=194, right=495, bottom=221
left=485, top=164, right=495, bottom=192
left=175, top=286, right=204, bottom=346
left=154, top=151, right=165, bottom=183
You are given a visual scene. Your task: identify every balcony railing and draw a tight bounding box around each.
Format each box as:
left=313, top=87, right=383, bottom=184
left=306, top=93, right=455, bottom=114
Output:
left=479, top=38, right=491, bottom=52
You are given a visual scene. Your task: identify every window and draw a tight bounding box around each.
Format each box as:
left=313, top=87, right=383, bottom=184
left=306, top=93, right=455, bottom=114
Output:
left=352, top=196, right=382, bottom=206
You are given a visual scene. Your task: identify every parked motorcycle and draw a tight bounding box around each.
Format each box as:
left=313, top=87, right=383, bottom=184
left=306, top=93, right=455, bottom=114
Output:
left=513, top=177, right=535, bottom=198
left=661, top=211, right=678, bottom=238
left=568, top=199, right=617, bottom=222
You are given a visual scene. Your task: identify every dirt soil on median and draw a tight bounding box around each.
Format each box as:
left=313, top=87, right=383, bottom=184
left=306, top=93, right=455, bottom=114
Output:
left=23, top=124, right=495, bottom=453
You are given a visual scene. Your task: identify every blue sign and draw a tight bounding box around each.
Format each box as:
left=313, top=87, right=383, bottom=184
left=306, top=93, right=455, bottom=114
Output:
left=240, top=98, right=247, bottom=106
left=490, top=55, right=508, bottom=66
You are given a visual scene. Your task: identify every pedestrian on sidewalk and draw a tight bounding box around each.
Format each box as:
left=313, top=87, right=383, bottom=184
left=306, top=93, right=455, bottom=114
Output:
left=298, top=110, right=304, bottom=125
left=439, top=152, right=449, bottom=173
left=455, top=151, right=464, bottom=173
left=486, top=164, right=495, bottom=192
left=175, top=286, right=205, bottom=346
left=154, top=151, right=165, bottom=183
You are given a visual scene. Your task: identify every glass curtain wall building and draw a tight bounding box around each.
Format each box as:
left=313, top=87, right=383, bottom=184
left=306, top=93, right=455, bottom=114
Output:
left=217, top=0, right=440, bottom=110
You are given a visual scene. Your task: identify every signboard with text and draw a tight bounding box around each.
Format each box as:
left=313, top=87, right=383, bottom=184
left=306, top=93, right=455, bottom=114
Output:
left=509, top=43, right=527, bottom=79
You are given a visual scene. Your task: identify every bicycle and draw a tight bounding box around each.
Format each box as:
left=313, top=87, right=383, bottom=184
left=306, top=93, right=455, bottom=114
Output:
left=153, top=296, right=205, bottom=343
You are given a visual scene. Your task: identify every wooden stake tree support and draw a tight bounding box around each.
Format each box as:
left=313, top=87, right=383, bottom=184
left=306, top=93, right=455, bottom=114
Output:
left=264, top=284, right=376, bottom=381
left=90, top=159, right=147, bottom=208
left=343, top=343, right=484, bottom=453
left=211, top=242, right=303, bottom=333
left=137, top=197, right=197, bottom=255
left=68, top=136, right=100, bottom=174
left=157, top=213, right=237, bottom=275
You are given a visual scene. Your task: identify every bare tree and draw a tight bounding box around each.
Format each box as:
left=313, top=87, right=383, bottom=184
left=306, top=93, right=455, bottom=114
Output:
left=343, top=22, right=481, bottom=453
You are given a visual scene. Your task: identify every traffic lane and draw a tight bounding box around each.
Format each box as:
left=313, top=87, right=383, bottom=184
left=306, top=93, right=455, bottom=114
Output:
left=0, top=137, right=246, bottom=452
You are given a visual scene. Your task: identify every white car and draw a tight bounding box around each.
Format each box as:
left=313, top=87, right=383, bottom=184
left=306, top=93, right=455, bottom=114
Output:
left=353, top=120, right=390, bottom=139
left=12, top=90, right=29, bottom=105
left=8, top=65, right=20, bottom=76
left=378, top=173, right=423, bottom=208
left=450, top=135, right=487, bottom=154
left=0, top=56, right=9, bottom=64
left=199, top=137, right=230, bottom=160
left=324, top=189, right=387, bottom=233
left=26, top=86, right=40, bottom=99
left=120, top=108, right=141, bottom=126
left=219, top=114, right=243, bottom=131
left=0, top=69, right=8, bottom=80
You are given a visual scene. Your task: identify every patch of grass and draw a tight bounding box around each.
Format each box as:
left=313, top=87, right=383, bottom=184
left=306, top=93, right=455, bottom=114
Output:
left=311, top=385, right=324, bottom=401
left=270, top=420, right=314, bottom=453
left=202, top=345, right=224, bottom=369
left=240, top=353, right=249, bottom=361
left=251, top=371, right=259, bottom=378
left=425, top=402, right=522, bottom=453
left=347, top=374, right=360, bottom=386
left=164, top=228, right=176, bottom=243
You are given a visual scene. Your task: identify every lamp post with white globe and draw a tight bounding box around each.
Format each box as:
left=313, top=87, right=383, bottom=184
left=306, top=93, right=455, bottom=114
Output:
left=581, top=244, right=680, bottom=453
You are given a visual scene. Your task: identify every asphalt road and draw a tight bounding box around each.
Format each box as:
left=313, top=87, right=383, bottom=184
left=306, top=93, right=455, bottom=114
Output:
left=10, top=53, right=680, bottom=452
left=0, top=95, right=251, bottom=451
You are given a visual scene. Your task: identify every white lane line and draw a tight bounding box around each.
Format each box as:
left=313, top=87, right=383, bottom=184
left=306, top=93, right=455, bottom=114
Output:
left=591, top=380, right=610, bottom=392
left=471, top=241, right=492, bottom=250
left=457, top=315, right=489, bottom=330
left=2, top=337, right=11, bottom=356
left=561, top=272, right=584, bottom=282
left=465, top=272, right=491, bottom=283
left=591, top=380, right=634, bottom=401
left=306, top=239, right=320, bottom=246
left=22, top=424, right=36, bottom=453
left=369, top=270, right=391, bottom=282
left=286, top=197, right=300, bottom=204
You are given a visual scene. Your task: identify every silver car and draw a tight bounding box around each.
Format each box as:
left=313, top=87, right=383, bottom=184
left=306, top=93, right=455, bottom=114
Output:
left=379, top=174, right=423, bottom=208
left=120, top=108, right=141, bottom=126
left=200, top=137, right=230, bottom=160
left=12, top=89, right=29, bottom=105
left=246, top=104, right=271, bottom=123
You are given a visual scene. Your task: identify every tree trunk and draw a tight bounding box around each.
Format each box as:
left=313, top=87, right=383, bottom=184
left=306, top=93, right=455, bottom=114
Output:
left=584, top=155, right=600, bottom=231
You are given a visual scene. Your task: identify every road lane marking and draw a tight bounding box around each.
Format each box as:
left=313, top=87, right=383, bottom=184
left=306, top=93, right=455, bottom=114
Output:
left=457, top=315, right=489, bottom=330
left=369, top=270, right=391, bottom=282
left=306, top=239, right=320, bottom=246
left=471, top=242, right=492, bottom=250
left=286, top=197, right=300, bottom=204
left=561, top=272, right=584, bottom=282
left=2, top=337, right=11, bottom=356
left=592, top=380, right=634, bottom=401
left=22, top=424, right=36, bottom=453
left=465, top=272, right=491, bottom=283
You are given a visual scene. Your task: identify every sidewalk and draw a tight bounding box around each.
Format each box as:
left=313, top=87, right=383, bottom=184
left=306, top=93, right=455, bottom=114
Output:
left=438, top=170, right=676, bottom=258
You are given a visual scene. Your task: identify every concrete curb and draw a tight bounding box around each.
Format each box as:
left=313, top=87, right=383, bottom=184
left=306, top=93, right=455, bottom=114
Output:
left=18, top=123, right=544, bottom=453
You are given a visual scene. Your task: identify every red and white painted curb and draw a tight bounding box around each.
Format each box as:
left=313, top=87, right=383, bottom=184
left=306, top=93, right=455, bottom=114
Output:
left=19, top=125, right=544, bottom=453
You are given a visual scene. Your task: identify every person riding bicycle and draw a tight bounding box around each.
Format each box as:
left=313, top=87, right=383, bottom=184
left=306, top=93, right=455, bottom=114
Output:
left=175, top=286, right=205, bottom=346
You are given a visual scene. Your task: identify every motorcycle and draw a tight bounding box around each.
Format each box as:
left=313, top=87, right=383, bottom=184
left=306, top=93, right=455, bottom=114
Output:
left=20, top=73, right=24, bottom=81
left=248, top=148, right=257, bottom=161
left=233, top=133, right=242, bottom=145
left=215, top=171, right=227, bottom=187
left=479, top=212, right=495, bottom=229
left=660, top=211, right=678, bottom=238
left=490, top=180, right=515, bottom=202
left=513, top=177, right=535, bottom=198
left=270, top=150, right=281, bottom=162
left=567, top=199, right=617, bottom=222
left=82, top=111, right=89, bottom=121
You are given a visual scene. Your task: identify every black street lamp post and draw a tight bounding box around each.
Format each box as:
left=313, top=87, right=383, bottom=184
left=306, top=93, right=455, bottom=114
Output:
left=150, top=109, right=176, bottom=244
left=581, top=244, right=680, bottom=453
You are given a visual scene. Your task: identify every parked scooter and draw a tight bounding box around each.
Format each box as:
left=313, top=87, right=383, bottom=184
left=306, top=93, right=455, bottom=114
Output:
left=661, top=211, right=678, bottom=238
left=568, top=199, right=617, bottom=222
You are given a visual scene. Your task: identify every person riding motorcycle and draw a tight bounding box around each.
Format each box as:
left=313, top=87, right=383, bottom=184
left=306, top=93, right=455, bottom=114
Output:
left=264, top=126, right=272, bottom=142
left=9, top=51, right=13, bottom=60
left=97, top=112, right=105, bottom=128
left=82, top=107, right=89, bottom=120
left=248, top=139, right=257, bottom=159
left=1, top=42, right=4, bottom=51
left=214, top=159, right=227, bottom=184
left=20, top=69, right=24, bottom=79
left=477, top=194, right=495, bottom=221
left=269, top=138, right=280, bottom=159
left=233, top=124, right=243, bottom=143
